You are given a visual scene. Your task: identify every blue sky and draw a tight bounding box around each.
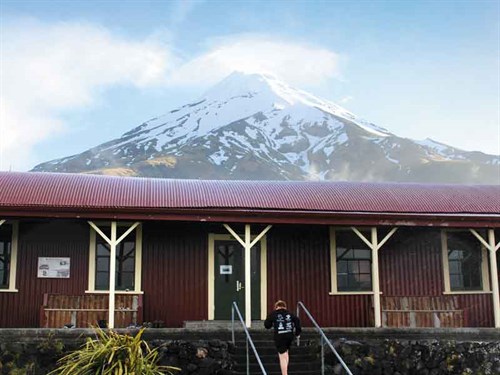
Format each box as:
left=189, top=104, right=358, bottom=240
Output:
left=0, top=0, right=499, bottom=171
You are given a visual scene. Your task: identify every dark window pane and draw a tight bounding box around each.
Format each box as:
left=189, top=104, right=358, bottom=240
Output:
left=358, top=274, right=372, bottom=290
left=122, top=257, right=135, bottom=272
left=0, top=225, right=12, bottom=288
left=449, top=260, right=460, bottom=274
left=450, top=275, right=462, bottom=289
left=355, top=249, right=371, bottom=259
left=335, top=230, right=372, bottom=292
left=122, top=241, right=135, bottom=252
left=96, top=272, right=109, bottom=290
left=359, top=261, right=371, bottom=273
left=337, top=274, right=348, bottom=290
left=117, top=272, right=135, bottom=290
left=97, top=243, right=110, bottom=256
left=347, top=274, right=358, bottom=288
left=337, top=248, right=354, bottom=259
left=447, top=231, right=482, bottom=291
left=96, top=257, right=110, bottom=272
left=358, top=273, right=371, bottom=282
left=348, top=261, right=358, bottom=273
left=337, top=261, right=348, bottom=273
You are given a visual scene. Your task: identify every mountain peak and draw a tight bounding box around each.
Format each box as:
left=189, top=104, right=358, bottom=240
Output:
left=200, top=71, right=392, bottom=137
left=31, top=70, right=499, bottom=184
left=202, top=71, right=289, bottom=101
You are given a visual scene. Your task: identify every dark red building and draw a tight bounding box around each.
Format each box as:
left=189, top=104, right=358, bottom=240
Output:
left=0, top=172, right=499, bottom=329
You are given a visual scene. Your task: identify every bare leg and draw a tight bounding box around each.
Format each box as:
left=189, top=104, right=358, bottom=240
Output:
left=278, top=351, right=289, bottom=375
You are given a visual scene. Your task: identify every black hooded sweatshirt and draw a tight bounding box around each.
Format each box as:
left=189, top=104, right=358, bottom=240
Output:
left=264, top=308, right=302, bottom=337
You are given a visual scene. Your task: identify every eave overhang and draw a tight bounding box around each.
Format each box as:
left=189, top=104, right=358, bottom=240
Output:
left=1, top=205, right=499, bottom=228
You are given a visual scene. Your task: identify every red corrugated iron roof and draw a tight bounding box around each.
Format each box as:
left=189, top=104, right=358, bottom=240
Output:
left=0, top=172, right=498, bottom=217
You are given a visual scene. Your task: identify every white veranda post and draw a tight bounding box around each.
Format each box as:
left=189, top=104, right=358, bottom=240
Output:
left=470, top=229, right=500, bottom=328
left=88, top=221, right=140, bottom=329
left=351, top=226, right=398, bottom=328
left=224, top=223, right=272, bottom=328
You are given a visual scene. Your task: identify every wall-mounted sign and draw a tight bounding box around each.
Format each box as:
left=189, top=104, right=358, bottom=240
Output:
left=37, top=257, right=70, bottom=278
left=220, top=265, right=232, bottom=275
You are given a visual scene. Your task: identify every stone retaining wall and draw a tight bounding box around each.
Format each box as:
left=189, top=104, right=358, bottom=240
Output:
left=0, top=335, right=234, bottom=375
left=0, top=329, right=499, bottom=374
left=325, top=339, right=500, bottom=375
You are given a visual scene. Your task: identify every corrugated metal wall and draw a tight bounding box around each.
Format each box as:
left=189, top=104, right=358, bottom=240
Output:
left=267, top=226, right=494, bottom=327
left=379, top=228, right=493, bottom=327
left=0, top=221, right=89, bottom=327
left=0, top=221, right=496, bottom=328
left=141, top=223, right=208, bottom=327
left=267, top=226, right=373, bottom=327
left=380, top=228, right=443, bottom=296
left=457, top=294, right=493, bottom=327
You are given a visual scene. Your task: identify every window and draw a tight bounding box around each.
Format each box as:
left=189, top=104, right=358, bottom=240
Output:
left=0, top=224, right=12, bottom=288
left=330, top=228, right=372, bottom=293
left=88, top=223, right=142, bottom=293
left=95, top=231, right=136, bottom=290
left=442, top=230, right=489, bottom=293
left=0, top=222, right=18, bottom=292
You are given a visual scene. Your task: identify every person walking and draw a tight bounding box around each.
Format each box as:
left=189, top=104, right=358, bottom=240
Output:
left=264, top=300, right=301, bottom=375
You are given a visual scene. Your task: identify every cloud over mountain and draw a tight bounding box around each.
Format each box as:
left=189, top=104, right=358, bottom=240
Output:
left=1, top=18, right=342, bottom=171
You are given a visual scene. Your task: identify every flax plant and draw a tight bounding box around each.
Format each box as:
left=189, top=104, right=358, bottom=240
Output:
left=49, top=328, right=179, bottom=375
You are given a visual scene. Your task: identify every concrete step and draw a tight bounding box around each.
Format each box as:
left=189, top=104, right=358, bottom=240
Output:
left=232, top=337, right=321, bottom=375
left=184, top=320, right=268, bottom=330
left=233, top=371, right=319, bottom=375
left=233, top=345, right=319, bottom=359
left=234, top=361, right=320, bottom=372
left=231, top=351, right=317, bottom=363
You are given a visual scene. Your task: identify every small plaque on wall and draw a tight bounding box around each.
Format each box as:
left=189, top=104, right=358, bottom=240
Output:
left=220, top=265, right=232, bottom=274
left=37, top=257, right=70, bottom=278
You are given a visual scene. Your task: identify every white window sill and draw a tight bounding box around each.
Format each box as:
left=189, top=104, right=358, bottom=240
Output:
left=329, top=291, right=378, bottom=295
left=443, top=291, right=492, bottom=295
left=0, top=289, right=18, bottom=293
left=85, top=290, right=144, bottom=295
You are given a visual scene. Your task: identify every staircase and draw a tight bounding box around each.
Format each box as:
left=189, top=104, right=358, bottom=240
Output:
left=232, top=330, right=321, bottom=375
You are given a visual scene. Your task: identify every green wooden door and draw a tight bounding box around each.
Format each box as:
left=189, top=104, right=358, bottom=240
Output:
left=214, top=240, right=261, bottom=320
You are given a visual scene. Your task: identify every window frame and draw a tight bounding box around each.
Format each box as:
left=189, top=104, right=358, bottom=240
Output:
left=0, top=221, right=19, bottom=293
left=441, top=229, right=490, bottom=295
left=87, top=222, right=143, bottom=294
left=329, top=227, right=376, bottom=295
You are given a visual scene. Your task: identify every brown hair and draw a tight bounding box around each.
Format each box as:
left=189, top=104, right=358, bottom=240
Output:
left=274, top=300, right=287, bottom=309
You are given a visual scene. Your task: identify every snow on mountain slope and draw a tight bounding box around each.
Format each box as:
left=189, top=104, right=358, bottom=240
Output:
left=32, top=72, right=500, bottom=184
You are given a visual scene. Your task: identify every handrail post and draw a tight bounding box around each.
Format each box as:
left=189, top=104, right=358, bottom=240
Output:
left=296, top=303, right=301, bottom=347
left=232, top=302, right=267, bottom=374
left=232, top=303, right=235, bottom=345
left=321, top=335, right=325, bottom=375
left=297, top=301, right=353, bottom=375
left=246, top=337, right=249, bottom=374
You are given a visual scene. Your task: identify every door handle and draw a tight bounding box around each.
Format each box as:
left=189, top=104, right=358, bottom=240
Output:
left=236, top=280, right=244, bottom=291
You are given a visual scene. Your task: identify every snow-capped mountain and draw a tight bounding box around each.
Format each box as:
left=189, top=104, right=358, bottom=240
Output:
left=32, top=72, right=500, bottom=183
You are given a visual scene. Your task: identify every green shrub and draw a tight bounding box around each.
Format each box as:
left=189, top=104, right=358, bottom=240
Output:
left=49, top=328, right=179, bottom=375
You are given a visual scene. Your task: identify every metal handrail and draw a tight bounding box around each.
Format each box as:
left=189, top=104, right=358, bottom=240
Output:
left=231, top=302, right=267, bottom=375
left=297, top=301, right=353, bottom=375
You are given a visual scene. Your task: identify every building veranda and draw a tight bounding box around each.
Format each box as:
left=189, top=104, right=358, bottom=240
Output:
left=0, top=171, right=499, bottom=330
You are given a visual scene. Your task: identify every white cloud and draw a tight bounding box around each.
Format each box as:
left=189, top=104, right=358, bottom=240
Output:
left=0, top=21, right=341, bottom=171
left=339, top=95, right=354, bottom=104
left=168, top=35, right=340, bottom=88
left=0, top=19, right=175, bottom=170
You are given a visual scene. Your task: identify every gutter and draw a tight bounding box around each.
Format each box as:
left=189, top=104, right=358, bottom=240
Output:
left=1, top=205, right=499, bottom=228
